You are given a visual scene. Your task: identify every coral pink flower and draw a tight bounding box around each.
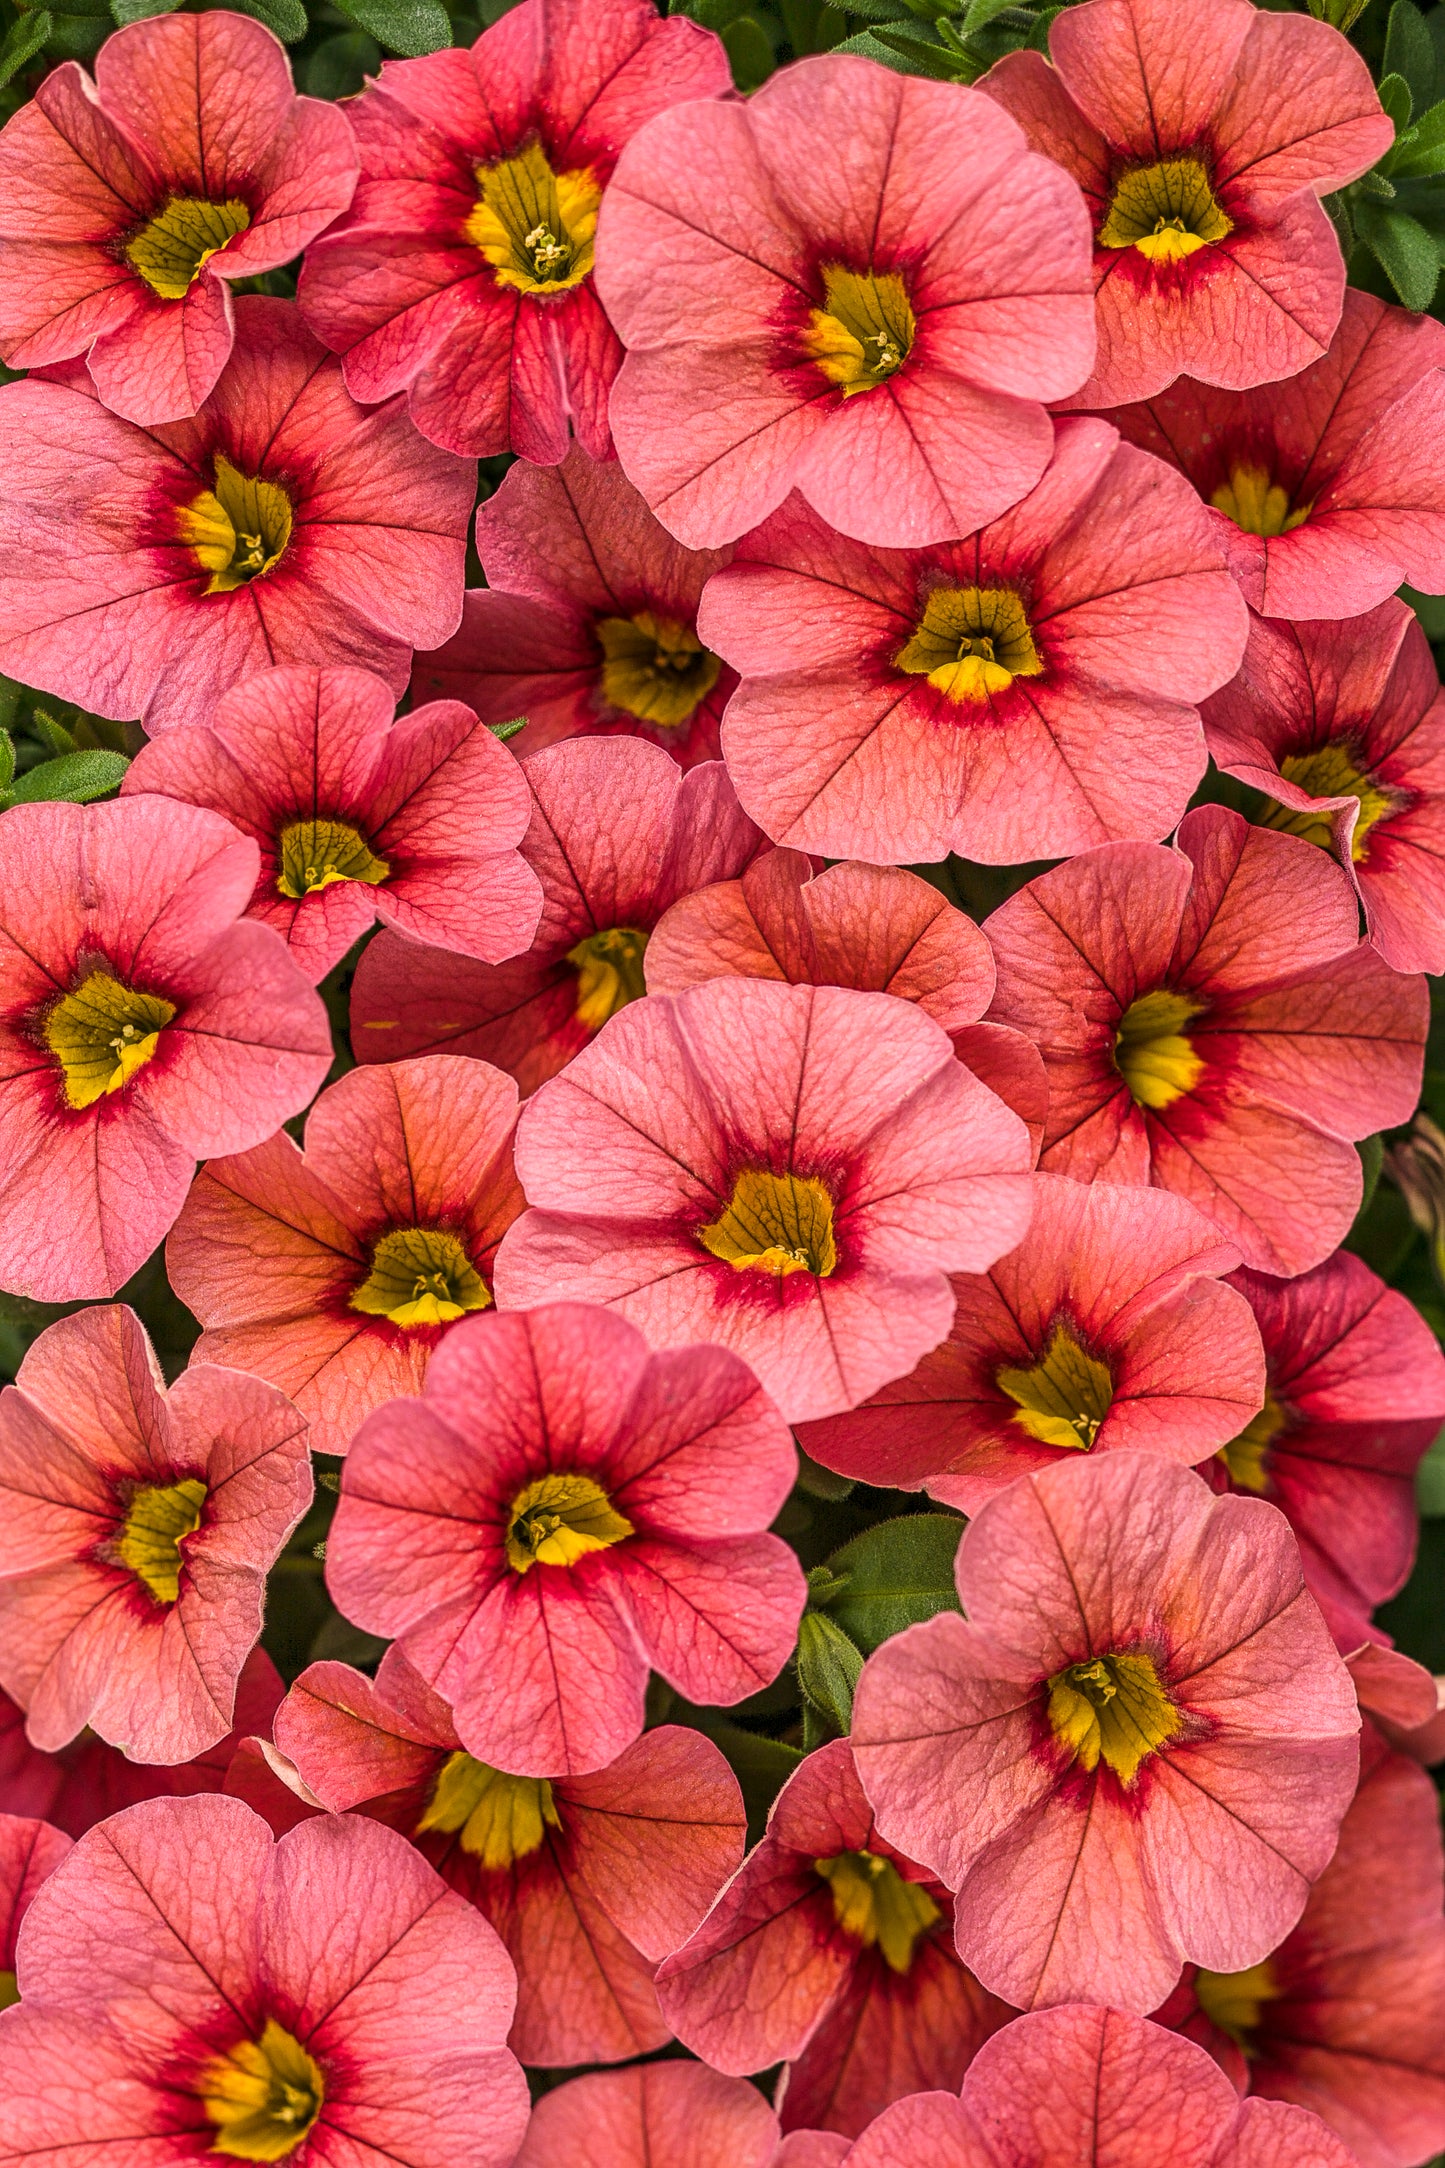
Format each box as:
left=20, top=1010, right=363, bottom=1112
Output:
left=595, top=53, right=1095, bottom=551
left=1100, top=292, right=1445, bottom=619
left=852, top=1451, right=1360, bottom=2014
left=984, top=0, right=1389, bottom=409
left=0, top=14, right=356, bottom=426
left=1202, top=600, right=1445, bottom=975
left=0, top=1815, right=69, bottom=2006
left=168, top=1054, right=524, bottom=1459
left=350, top=736, right=761, bottom=1097
left=271, top=1648, right=745, bottom=2067
left=0, top=1306, right=310, bottom=1767
left=657, top=1738, right=1011, bottom=2140
left=296, top=0, right=729, bottom=462
left=697, top=427, right=1243, bottom=864
left=0, top=796, right=331, bottom=1303
left=0, top=297, right=473, bottom=732
left=0, top=1794, right=529, bottom=2166
left=123, top=663, right=542, bottom=985
left=326, top=1303, right=805, bottom=1777
left=415, top=447, right=736, bottom=770
left=515, top=2063, right=783, bottom=2168
left=983, top=806, right=1428, bottom=1276
left=798, top=1176, right=1265, bottom=1511
left=494, top=979, right=1036, bottom=1422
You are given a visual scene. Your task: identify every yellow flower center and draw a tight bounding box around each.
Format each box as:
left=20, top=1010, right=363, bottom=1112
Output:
left=351, top=1227, right=491, bottom=1330
left=814, top=1850, right=941, bottom=1974
left=699, top=1169, right=838, bottom=1279
left=996, top=1321, right=1114, bottom=1452
left=177, top=454, right=293, bottom=594
left=505, top=1472, right=634, bottom=1575
left=43, top=969, right=176, bottom=1111
left=1217, top=1391, right=1286, bottom=1495
left=1210, top=466, right=1312, bottom=539
left=1194, top=1959, right=1280, bottom=2051
left=803, top=265, right=916, bottom=396
left=1114, top=988, right=1204, bottom=1111
left=1047, top=1651, right=1184, bottom=1786
left=896, top=585, right=1044, bottom=705
left=567, top=926, right=650, bottom=1033
left=0, top=1972, right=16, bottom=2011
left=595, top=610, right=722, bottom=728
left=126, top=196, right=251, bottom=298
left=1258, top=743, right=1402, bottom=865
left=1098, top=159, right=1233, bottom=262
left=201, top=2020, right=323, bottom=2162
left=466, top=140, right=601, bottom=294
left=416, top=1751, right=561, bottom=1869
left=116, top=1478, right=207, bottom=1604
left=276, top=819, right=390, bottom=900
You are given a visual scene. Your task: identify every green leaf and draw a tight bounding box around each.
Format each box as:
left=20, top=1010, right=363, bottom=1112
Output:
left=700, top=1720, right=802, bottom=1844
left=796, top=1611, right=864, bottom=1738
left=218, top=0, right=308, bottom=41
left=794, top=1447, right=855, bottom=1501
left=720, top=13, right=777, bottom=87
left=673, top=0, right=752, bottom=23
left=1417, top=1423, right=1445, bottom=1516
left=1354, top=195, right=1441, bottom=308
left=330, top=0, right=448, bottom=55
left=303, top=27, right=381, bottom=95
left=0, top=10, right=50, bottom=89
left=1385, top=98, right=1445, bottom=178
left=110, top=0, right=180, bottom=23
left=1385, top=0, right=1436, bottom=118
left=1377, top=71, right=1414, bottom=134
left=0, top=730, right=13, bottom=796
left=487, top=715, right=529, bottom=742
left=822, top=1513, right=964, bottom=1653
left=832, top=25, right=959, bottom=77
left=0, top=1288, right=72, bottom=1331
left=1357, top=1134, right=1385, bottom=1223
left=8, top=749, right=130, bottom=805
left=28, top=711, right=76, bottom=756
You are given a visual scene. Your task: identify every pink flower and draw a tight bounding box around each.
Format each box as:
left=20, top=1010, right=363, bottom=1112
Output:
left=594, top=53, right=1096, bottom=550
left=0, top=796, right=331, bottom=1302
left=852, top=1451, right=1360, bottom=2013
left=326, top=1303, right=805, bottom=1777
left=0, top=14, right=356, bottom=425
left=0, top=1794, right=529, bottom=2167
left=656, top=1738, right=1011, bottom=2140
left=296, top=0, right=730, bottom=462
left=272, top=1648, right=745, bottom=2068
left=1202, top=599, right=1445, bottom=975
left=1100, top=291, right=1445, bottom=619
left=0, top=296, right=474, bottom=732
left=696, top=427, right=1243, bottom=864
left=983, top=806, right=1428, bottom=1276
left=350, top=735, right=761, bottom=1097
left=414, top=446, right=736, bottom=770
left=167, top=1054, right=525, bottom=1459
left=0, top=1305, right=310, bottom=1767
left=123, top=663, right=542, bottom=985
left=983, top=0, right=1389, bottom=408
left=0, top=1815, right=69, bottom=2006
left=798, top=1175, right=1265, bottom=1511
left=493, top=979, right=1036, bottom=1422
left=515, top=2063, right=783, bottom=2168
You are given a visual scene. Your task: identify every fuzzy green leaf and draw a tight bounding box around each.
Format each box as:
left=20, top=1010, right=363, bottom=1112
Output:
left=1354, top=195, right=1441, bottom=307
left=329, top=0, right=449, bottom=56
left=822, top=1514, right=964, bottom=1653
left=0, top=3, right=50, bottom=75
left=8, top=749, right=130, bottom=805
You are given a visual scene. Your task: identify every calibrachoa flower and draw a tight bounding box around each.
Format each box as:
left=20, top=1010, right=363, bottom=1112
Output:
left=1204, top=1253, right=1445, bottom=1655
left=656, top=1738, right=1011, bottom=2140
left=296, top=0, right=730, bottom=461
left=0, top=1795, right=530, bottom=2167
left=852, top=1451, right=1360, bottom=2013
left=0, top=296, right=473, bottom=731
left=1101, top=291, right=1445, bottom=619
left=1158, top=1736, right=1445, bottom=2168
left=514, top=2063, right=783, bottom=2168
left=983, top=0, right=1390, bottom=408
left=326, top=1303, right=805, bottom=1776
left=415, top=446, right=736, bottom=769
left=0, top=1305, right=310, bottom=1765
left=123, top=664, right=542, bottom=985
left=350, top=736, right=761, bottom=1097
left=167, top=1054, right=525, bottom=1458
left=0, top=1814, right=69, bottom=2007
left=494, top=979, right=1036, bottom=1422
left=272, top=1649, right=746, bottom=2067
left=594, top=53, right=1095, bottom=550
left=0, top=796, right=331, bottom=1303
left=697, top=425, right=1245, bottom=864
left=0, top=13, right=357, bottom=425
left=983, top=806, right=1428, bottom=1276
left=1202, top=600, right=1445, bottom=975
left=797, top=1175, right=1265, bottom=1511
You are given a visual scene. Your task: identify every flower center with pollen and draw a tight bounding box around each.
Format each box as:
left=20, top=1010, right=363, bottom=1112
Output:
left=1047, top=1652, right=1185, bottom=1785
left=126, top=196, right=251, bottom=297
left=505, top=1473, right=634, bottom=1574
left=595, top=611, right=722, bottom=728
left=1218, top=1391, right=1285, bottom=1494
left=351, top=1227, right=491, bottom=1329
left=276, top=819, right=390, bottom=900
left=177, top=454, right=293, bottom=594
left=567, top=926, right=649, bottom=1032
left=814, top=1850, right=941, bottom=1974
left=803, top=266, right=916, bottom=396
left=416, top=1751, right=561, bottom=1869
left=1210, top=466, right=1312, bottom=539
left=43, top=970, right=176, bottom=1111
left=1193, top=1959, right=1280, bottom=2051
left=996, top=1321, right=1114, bottom=1452
left=896, top=586, right=1044, bottom=704
left=466, top=140, right=601, bottom=294
left=700, top=1169, right=838, bottom=1279
left=1098, top=160, right=1233, bottom=262
left=1113, top=988, right=1204, bottom=1111
left=201, top=2019, right=324, bottom=2162
left=1258, top=743, right=1402, bottom=865
left=116, top=1479, right=206, bottom=1604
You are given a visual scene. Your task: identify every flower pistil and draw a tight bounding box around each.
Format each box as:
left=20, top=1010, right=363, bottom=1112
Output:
left=43, top=970, right=176, bottom=1110
left=126, top=196, right=251, bottom=298
left=1046, top=1651, right=1185, bottom=1784
left=351, top=1227, right=491, bottom=1329
left=467, top=140, right=601, bottom=295
left=700, top=1169, right=838, bottom=1278
left=200, top=2020, right=324, bottom=2162
left=803, top=266, right=915, bottom=396
left=814, top=1849, right=941, bottom=1973
left=997, top=1321, right=1114, bottom=1450
left=1098, top=159, right=1232, bottom=262
left=416, top=1751, right=561, bottom=1869
left=505, top=1472, right=635, bottom=1573
left=116, top=1477, right=206, bottom=1604
left=177, top=454, right=293, bottom=594
left=896, top=585, right=1044, bottom=704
